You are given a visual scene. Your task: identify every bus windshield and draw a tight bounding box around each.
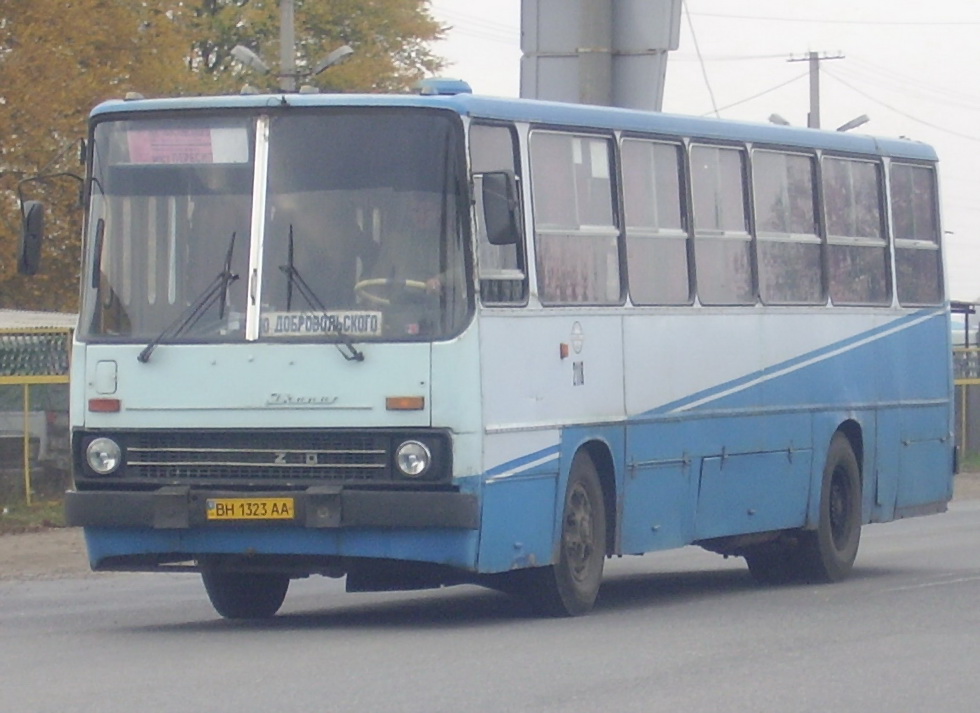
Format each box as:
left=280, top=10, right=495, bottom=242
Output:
left=82, top=108, right=470, bottom=344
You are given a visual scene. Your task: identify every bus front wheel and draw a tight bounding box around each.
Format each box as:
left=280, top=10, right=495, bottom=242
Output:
left=525, top=451, right=607, bottom=616
left=201, top=564, right=290, bottom=619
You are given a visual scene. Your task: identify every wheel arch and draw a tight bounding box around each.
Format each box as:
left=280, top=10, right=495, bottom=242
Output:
left=578, top=439, right=617, bottom=557
left=835, top=419, right=864, bottom=482
left=808, top=419, right=865, bottom=529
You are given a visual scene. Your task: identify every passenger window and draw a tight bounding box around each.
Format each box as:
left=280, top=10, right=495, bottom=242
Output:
left=621, top=138, right=690, bottom=305
left=691, top=144, right=753, bottom=305
left=891, top=163, right=943, bottom=306
left=753, top=150, right=823, bottom=304
left=823, top=157, right=889, bottom=305
left=530, top=132, right=621, bottom=305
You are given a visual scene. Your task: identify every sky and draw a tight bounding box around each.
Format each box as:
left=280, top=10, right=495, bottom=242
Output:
left=428, top=0, right=980, bottom=302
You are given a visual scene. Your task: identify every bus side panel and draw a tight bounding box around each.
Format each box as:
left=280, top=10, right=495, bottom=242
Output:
left=431, top=325, right=484, bottom=453
left=896, top=404, right=955, bottom=512
left=621, top=420, right=695, bottom=553
left=477, top=312, right=626, bottom=570
left=478, top=313, right=626, bottom=438
left=892, top=310, right=955, bottom=513
left=478, top=431, right=562, bottom=573
left=622, top=412, right=813, bottom=552
left=869, top=309, right=952, bottom=521
left=477, top=472, right=559, bottom=572
left=694, top=450, right=811, bottom=540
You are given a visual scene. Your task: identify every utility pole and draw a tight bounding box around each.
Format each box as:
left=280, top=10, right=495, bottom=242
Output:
left=279, top=0, right=296, bottom=92
left=578, top=0, right=613, bottom=106
left=788, top=51, right=844, bottom=128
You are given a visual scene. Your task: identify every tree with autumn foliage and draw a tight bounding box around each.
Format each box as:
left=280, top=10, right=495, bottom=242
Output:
left=0, top=0, right=447, bottom=312
left=186, top=0, right=447, bottom=94
left=0, top=1, right=191, bottom=311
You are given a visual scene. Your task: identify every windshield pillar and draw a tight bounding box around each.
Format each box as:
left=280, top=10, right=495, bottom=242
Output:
left=245, top=115, right=272, bottom=341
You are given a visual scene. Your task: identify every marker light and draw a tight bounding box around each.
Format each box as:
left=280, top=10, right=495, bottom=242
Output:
left=89, top=398, right=121, bottom=413
left=395, top=440, right=432, bottom=478
left=86, top=437, right=122, bottom=475
left=386, top=396, right=425, bottom=411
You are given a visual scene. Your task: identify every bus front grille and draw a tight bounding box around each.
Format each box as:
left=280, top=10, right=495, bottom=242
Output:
left=125, top=431, right=390, bottom=483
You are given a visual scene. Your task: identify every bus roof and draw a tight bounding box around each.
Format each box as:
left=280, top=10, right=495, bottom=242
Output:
left=91, top=90, right=937, bottom=163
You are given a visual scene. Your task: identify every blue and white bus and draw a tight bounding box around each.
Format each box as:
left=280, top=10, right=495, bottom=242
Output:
left=42, top=80, right=953, bottom=617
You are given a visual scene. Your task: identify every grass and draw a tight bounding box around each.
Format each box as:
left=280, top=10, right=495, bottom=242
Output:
left=0, top=497, right=66, bottom=534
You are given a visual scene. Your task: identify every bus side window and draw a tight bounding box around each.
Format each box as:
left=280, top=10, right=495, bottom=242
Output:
left=890, top=163, right=943, bottom=306
left=470, top=124, right=527, bottom=305
left=529, top=131, right=621, bottom=305
left=823, top=157, right=889, bottom=306
left=752, top=150, right=823, bottom=305
left=621, top=138, right=690, bottom=305
left=690, top=144, right=754, bottom=306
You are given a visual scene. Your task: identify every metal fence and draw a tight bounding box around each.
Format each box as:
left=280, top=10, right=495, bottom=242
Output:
left=0, top=328, right=71, bottom=505
left=953, top=347, right=980, bottom=459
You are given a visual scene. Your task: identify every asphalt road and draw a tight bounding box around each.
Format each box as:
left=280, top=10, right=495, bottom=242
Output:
left=2, top=501, right=979, bottom=713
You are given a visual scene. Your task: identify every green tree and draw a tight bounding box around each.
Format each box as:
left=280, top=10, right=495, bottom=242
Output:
left=0, top=0, right=448, bottom=312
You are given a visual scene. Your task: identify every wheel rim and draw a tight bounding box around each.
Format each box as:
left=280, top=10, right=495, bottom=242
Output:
left=828, top=464, right=854, bottom=551
left=562, top=482, right=597, bottom=583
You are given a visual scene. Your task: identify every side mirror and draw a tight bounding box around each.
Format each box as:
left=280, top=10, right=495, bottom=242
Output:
left=481, top=171, right=521, bottom=246
left=19, top=200, right=45, bottom=275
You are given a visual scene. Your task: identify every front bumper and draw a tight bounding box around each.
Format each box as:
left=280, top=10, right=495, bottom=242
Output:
left=65, top=486, right=480, bottom=530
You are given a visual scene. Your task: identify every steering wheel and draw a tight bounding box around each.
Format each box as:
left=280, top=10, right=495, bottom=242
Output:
left=354, top=277, right=428, bottom=306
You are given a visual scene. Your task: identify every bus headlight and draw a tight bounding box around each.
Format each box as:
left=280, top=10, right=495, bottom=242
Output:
left=395, top=440, right=431, bottom=478
left=86, top=437, right=122, bottom=475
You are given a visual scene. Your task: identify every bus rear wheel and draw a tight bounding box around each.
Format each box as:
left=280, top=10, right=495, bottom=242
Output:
left=745, top=432, right=861, bottom=585
left=799, top=432, right=862, bottom=582
left=201, top=565, right=290, bottom=619
left=525, top=451, right=607, bottom=616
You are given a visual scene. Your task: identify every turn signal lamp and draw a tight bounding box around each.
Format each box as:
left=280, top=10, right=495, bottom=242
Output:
left=89, top=398, right=121, bottom=413
left=386, top=396, right=425, bottom=411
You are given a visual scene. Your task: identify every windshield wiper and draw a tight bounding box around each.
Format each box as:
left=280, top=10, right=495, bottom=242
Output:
left=280, top=226, right=364, bottom=362
left=137, top=232, right=239, bottom=363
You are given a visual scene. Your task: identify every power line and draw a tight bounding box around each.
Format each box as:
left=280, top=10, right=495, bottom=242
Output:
left=436, top=7, right=517, bottom=36
left=434, top=7, right=519, bottom=45
left=670, top=51, right=793, bottom=62
left=691, top=11, right=980, bottom=26
left=683, top=0, right=719, bottom=117
left=701, top=72, right=808, bottom=116
left=846, top=58, right=980, bottom=112
left=821, top=68, right=980, bottom=143
left=443, top=26, right=518, bottom=45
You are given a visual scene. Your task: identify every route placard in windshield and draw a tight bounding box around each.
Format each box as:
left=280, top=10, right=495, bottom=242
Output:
left=126, top=127, right=249, bottom=165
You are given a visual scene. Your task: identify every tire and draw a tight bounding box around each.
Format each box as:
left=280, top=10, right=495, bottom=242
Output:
left=201, top=565, right=290, bottom=619
left=798, top=432, right=862, bottom=583
left=524, top=451, right=607, bottom=616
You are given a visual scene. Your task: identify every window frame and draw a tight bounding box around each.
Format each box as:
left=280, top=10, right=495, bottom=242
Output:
left=889, top=160, right=944, bottom=307
left=689, top=142, right=755, bottom=306
left=821, top=154, right=891, bottom=306
left=528, top=128, right=624, bottom=307
left=751, top=147, right=824, bottom=305
left=620, top=135, right=692, bottom=306
left=470, top=121, right=529, bottom=307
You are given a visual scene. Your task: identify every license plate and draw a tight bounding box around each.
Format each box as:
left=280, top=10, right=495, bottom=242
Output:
left=206, top=497, right=295, bottom=521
